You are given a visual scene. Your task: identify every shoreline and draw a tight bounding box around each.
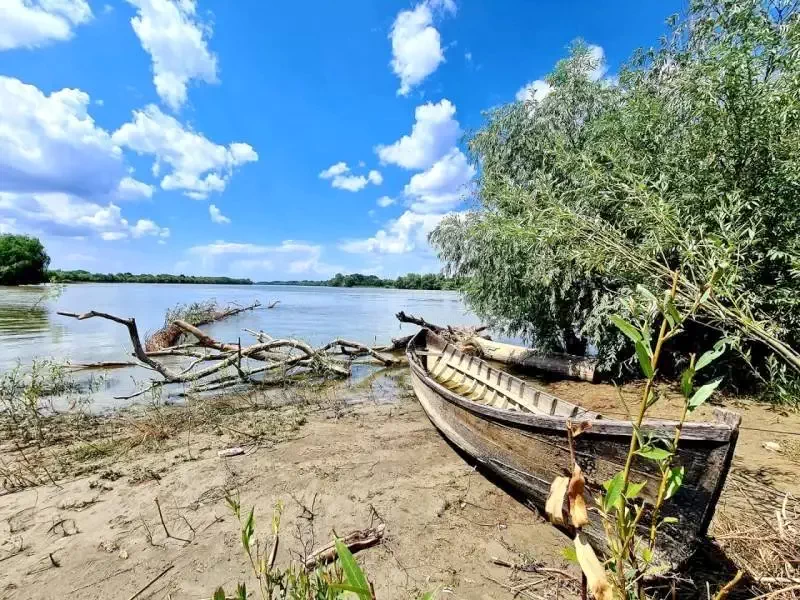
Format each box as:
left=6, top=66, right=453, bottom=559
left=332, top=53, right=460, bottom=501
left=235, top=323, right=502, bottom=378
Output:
left=1, top=372, right=799, bottom=598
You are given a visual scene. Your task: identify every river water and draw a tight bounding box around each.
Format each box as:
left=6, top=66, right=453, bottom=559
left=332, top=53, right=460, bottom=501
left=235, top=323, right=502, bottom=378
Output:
left=0, top=284, right=481, bottom=408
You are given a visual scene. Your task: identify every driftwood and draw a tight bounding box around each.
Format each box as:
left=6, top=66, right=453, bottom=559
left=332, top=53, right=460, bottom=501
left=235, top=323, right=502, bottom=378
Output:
left=145, top=301, right=261, bottom=352
left=58, top=309, right=399, bottom=398
left=303, top=523, right=386, bottom=569
left=395, top=311, right=597, bottom=382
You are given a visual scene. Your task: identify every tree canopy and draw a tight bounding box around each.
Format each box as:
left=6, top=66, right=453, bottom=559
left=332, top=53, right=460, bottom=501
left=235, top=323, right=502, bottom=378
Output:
left=0, top=235, right=51, bottom=286
left=431, top=0, right=800, bottom=399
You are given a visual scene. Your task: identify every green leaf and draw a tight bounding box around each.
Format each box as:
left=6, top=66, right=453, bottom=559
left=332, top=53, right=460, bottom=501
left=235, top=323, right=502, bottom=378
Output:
left=635, top=340, right=654, bottom=379
left=610, top=315, right=642, bottom=344
left=562, top=546, right=578, bottom=562
left=636, top=446, right=672, bottom=461
left=664, top=299, right=683, bottom=327
left=661, top=516, right=679, bottom=525
left=603, top=472, right=625, bottom=512
left=696, top=346, right=725, bottom=371
left=641, top=546, right=653, bottom=564
left=625, top=480, right=647, bottom=499
left=236, top=583, right=247, bottom=600
left=665, top=466, right=685, bottom=499
left=637, top=284, right=659, bottom=307
left=688, top=377, right=722, bottom=410
left=418, top=592, right=438, bottom=600
left=213, top=588, right=227, bottom=600
left=241, top=508, right=255, bottom=552
left=336, top=538, right=371, bottom=599
left=680, top=366, right=695, bottom=398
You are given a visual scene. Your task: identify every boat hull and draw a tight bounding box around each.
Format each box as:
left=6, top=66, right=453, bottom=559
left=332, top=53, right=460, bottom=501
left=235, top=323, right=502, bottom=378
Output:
left=407, top=329, right=739, bottom=566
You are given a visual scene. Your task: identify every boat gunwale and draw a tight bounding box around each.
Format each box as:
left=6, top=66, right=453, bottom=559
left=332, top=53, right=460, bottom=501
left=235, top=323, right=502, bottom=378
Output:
left=407, top=329, right=739, bottom=443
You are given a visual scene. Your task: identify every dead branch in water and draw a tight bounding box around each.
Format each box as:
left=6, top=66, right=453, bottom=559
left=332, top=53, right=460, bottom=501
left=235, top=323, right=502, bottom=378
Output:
left=145, top=300, right=262, bottom=352
left=58, top=308, right=398, bottom=397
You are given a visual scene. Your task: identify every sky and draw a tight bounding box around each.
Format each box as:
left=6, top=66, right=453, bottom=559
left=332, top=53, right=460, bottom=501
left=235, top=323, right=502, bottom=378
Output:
left=0, top=0, right=683, bottom=280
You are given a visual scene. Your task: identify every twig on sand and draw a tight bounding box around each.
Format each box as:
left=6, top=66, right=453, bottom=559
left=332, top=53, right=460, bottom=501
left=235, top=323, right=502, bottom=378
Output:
left=489, top=556, right=577, bottom=580
left=304, top=523, right=386, bottom=569
left=126, top=564, right=174, bottom=600
left=154, top=497, right=192, bottom=544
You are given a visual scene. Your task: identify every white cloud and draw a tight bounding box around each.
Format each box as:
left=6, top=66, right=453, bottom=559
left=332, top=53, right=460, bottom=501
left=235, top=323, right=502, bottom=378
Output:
left=389, top=0, right=455, bottom=96
left=377, top=196, right=395, bottom=208
left=0, top=0, right=92, bottom=50
left=113, top=104, right=257, bottom=199
left=376, top=99, right=460, bottom=170
left=340, top=210, right=448, bottom=255
left=209, top=203, right=230, bottom=224
left=0, top=76, right=126, bottom=198
left=131, top=218, right=169, bottom=238
left=118, top=176, right=155, bottom=200
left=188, top=240, right=341, bottom=277
left=403, top=148, right=475, bottom=213
left=0, top=192, right=168, bottom=241
left=331, top=174, right=368, bottom=192
left=319, top=162, right=349, bottom=179
left=515, top=79, right=552, bottom=103
left=319, top=162, right=381, bottom=192
left=125, top=0, right=218, bottom=111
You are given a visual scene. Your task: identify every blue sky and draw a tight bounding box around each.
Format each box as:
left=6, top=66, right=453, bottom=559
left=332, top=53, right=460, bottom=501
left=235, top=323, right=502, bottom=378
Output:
left=0, top=0, right=682, bottom=280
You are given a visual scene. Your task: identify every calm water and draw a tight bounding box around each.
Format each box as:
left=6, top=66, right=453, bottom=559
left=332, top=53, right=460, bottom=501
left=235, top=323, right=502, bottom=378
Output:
left=0, top=284, right=481, bottom=408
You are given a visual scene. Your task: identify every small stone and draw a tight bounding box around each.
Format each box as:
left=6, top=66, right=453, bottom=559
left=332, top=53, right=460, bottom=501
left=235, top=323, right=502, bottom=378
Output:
left=762, top=441, right=782, bottom=452
left=118, top=550, right=128, bottom=559
left=99, top=540, right=118, bottom=553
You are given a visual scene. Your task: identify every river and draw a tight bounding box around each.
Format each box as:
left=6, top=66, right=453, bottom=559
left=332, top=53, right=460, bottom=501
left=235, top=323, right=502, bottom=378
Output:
left=0, top=283, right=481, bottom=409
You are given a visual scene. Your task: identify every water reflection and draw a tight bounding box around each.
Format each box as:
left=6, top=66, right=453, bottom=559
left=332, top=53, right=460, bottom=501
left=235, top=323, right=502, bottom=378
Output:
left=0, top=304, right=50, bottom=334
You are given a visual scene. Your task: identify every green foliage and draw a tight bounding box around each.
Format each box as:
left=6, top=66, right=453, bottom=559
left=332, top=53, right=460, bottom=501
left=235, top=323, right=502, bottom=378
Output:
left=48, top=269, right=253, bottom=285
left=260, top=272, right=460, bottom=290
left=0, top=234, right=50, bottom=286
left=430, top=0, right=800, bottom=399
left=0, top=359, right=86, bottom=442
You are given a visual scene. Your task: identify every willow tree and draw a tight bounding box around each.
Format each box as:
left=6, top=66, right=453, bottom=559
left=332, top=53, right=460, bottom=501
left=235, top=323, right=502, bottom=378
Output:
left=0, top=234, right=50, bottom=286
left=431, top=0, right=800, bottom=398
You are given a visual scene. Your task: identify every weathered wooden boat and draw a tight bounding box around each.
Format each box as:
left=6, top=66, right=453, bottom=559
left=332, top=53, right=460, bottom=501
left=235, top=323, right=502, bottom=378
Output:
left=407, top=329, right=741, bottom=566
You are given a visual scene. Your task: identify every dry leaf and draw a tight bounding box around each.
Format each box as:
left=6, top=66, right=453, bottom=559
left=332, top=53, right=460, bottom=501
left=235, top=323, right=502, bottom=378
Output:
left=569, top=420, right=592, bottom=439
left=545, top=476, right=569, bottom=525
left=568, top=464, right=589, bottom=528
left=574, top=532, right=612, bottom=600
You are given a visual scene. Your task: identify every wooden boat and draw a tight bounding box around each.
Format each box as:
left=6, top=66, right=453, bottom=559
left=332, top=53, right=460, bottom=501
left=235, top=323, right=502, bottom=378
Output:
left=407, top=329, right=741, bottom=566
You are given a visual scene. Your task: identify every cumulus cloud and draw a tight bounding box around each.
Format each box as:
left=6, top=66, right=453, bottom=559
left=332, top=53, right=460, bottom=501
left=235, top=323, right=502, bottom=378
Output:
left=319, top=162, right=382, bottom=193
left=0, top=0, right=92, bottom=50
left=377, top=196, right=395, bottom=208
left=0, top=76, right=126, bottom=197
left=113, top=104, right=257, bottom=199
left=319, top=162, right=349, bottom=179
left=0, top=77, right=168, bottom=241
left=376, top=99, right=460, bottom=170
left=403, top=148, right=474, bottom=213
left=125, top=0, right=218, bottom=111
left=340, top=210, right=448, bottom=255
left=187, top=240, right=341, bottom=277
left=117, top=176, right=155, bottom=200
left=0, top=192, right=168, bottom=241
left=209, top=203, right=230, bottom=224
left=389, top=0, right=455, bottom=96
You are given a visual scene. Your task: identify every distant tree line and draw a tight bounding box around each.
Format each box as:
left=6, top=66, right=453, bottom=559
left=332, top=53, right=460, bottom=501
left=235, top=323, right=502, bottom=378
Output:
left=260, top=272, right=460, bottom=290
left=48, top=270, right=253, bottom=285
